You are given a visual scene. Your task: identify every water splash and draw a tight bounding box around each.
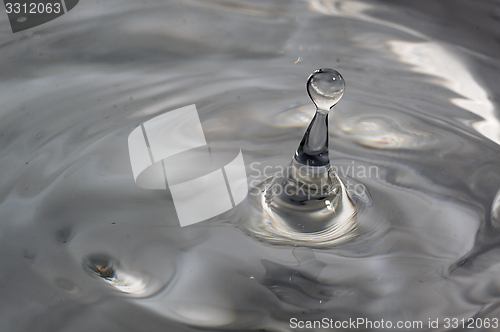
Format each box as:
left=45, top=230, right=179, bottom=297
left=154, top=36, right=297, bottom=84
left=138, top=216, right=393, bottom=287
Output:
left=242, top=69, right=366, bottom=247
left=295, top=68, right=345, bottom=166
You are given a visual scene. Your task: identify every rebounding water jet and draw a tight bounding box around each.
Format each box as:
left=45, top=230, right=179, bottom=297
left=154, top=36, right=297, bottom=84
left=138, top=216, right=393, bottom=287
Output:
left=246, top=69, right=359, bottom=246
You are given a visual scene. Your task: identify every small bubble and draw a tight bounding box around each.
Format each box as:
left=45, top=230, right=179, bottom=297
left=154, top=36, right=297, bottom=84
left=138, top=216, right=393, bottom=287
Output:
left=17, top=17, right=26, bottom=23
left=84, top=254, right=115, bottom=279
left=83, top=254, right=155, bottom=296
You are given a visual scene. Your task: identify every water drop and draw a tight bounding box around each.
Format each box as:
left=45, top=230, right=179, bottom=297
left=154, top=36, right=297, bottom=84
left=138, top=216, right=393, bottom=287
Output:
left=295, top=69, right=345, bottom=167
left=307, top=68, right=345, bottom=112
left=243, top=69, right=362, bottom=246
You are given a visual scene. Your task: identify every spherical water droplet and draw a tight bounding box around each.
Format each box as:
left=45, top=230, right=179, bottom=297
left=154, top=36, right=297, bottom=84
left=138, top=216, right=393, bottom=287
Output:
left=307, top=68, right=345, bottom=111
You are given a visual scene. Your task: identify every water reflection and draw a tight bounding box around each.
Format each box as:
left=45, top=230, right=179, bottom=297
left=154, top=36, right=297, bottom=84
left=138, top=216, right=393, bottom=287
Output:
left=388, top=40, right=500, bottom=145
left=1, top=0, right=500, bottom=330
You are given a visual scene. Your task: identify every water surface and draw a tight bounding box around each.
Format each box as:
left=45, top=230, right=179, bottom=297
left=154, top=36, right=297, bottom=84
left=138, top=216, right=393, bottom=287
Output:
left=1, top=0, right=500, bottom=331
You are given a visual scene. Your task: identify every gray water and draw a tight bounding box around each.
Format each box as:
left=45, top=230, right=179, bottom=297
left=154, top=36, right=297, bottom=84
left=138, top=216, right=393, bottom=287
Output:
left=1, top=0, right=500, bottom=331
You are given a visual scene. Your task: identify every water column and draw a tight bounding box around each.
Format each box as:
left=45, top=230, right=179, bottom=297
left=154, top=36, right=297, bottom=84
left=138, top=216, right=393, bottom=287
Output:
left=261, top=69, right=357, bottom=237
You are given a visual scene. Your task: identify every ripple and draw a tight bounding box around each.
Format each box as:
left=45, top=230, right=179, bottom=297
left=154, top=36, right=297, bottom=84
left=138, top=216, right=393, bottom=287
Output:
left=83, top=253, right=161, bottom=297
left=241, top=172, right=372, bottom=248
left=332, top=113, right=440, bottom=150
left=492, top=189, right=500, bottom=229
left=0, top=0, right=499, bottom=330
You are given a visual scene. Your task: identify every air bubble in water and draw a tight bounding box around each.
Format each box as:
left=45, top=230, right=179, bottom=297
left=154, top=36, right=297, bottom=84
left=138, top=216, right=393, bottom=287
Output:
left=83, top=253, right=154, bottom=296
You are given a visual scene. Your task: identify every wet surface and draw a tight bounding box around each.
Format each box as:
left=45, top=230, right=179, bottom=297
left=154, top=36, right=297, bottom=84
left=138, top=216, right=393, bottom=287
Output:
left=1, top=0, right=500, bottom=331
